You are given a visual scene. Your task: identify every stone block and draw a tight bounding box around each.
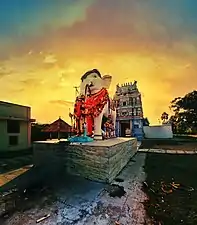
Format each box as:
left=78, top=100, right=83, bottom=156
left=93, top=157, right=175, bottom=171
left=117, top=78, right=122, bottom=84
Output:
left=33, top=137, right=137, bottom=183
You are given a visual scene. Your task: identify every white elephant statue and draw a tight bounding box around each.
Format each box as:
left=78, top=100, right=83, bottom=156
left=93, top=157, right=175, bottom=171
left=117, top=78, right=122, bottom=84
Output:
left=79, top=69, right=116, bottom=140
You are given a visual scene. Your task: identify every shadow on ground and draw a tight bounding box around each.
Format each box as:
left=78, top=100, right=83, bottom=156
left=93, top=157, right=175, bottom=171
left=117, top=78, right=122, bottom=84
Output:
left=0, top=165, right=105, bottom=224
left=0, top=153, right=148, bottom=225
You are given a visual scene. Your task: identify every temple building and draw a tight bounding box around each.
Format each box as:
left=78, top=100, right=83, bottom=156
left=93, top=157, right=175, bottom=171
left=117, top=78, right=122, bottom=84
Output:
left=114, top=81, right=144, bottom=140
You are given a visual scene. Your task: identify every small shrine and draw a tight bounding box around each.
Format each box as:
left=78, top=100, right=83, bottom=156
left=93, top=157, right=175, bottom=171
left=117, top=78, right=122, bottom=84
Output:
left=42, top=117, right=71, bottom=140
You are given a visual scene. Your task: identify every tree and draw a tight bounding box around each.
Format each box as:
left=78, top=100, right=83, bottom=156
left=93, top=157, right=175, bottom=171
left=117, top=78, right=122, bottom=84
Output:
left=170, top=90, right=197, bottom=134
left=161, top=112, right=169, bottom=124
left=31, top=123, right=50, bottom=142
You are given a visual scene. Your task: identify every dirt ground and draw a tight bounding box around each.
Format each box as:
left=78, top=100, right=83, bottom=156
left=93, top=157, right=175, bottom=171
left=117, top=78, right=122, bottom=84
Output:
left=1, top=137, right=197, bottom=224
left=0, top=154, right=147, bottom=225
left=143, top=153, right=197, bottom=225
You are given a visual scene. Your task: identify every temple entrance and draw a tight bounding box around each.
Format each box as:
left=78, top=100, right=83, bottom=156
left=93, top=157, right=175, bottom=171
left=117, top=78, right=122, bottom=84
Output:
left=120, top=120, right=131, bottom=137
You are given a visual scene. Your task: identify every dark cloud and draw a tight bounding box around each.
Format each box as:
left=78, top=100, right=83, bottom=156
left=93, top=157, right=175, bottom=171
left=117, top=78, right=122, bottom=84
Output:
left=32, top=0, right=197, bottom=57
left=2, top=0, right=197, bottom=59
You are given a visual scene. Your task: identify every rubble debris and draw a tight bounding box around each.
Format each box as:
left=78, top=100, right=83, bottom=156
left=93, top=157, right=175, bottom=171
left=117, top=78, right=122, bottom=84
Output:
left=143, top=181, right=148, bottom=188
left=36, top=214, right=50, bottom=223
left=161, top=181, right=194, bottom=193
left=1, top=188, right=18, bottom=197
left=161, top=182, right=173, bottom=194
left=105, top=214, right=109, bottom=219
left=172, top=183, right=194, bottom=192
left=143, top=182, right=156, bottom=194
left=171, top=182, right=180, bottom=189
left=143, top=180, right=194, bottom=196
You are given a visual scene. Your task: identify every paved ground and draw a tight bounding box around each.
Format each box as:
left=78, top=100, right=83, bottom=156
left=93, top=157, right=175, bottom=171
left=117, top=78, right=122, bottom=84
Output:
left=0, top=166, right=33, bottom=186
left=0, top=155, right=33, bottom=174
left=1, top=139, right=196, bottom=224
left=0, top=155, right=33, bottom=187
left=139, top=139, right=197, bottom=154
left=138, top=148, right=197, bottom=154
left=2, top=153, right=148, bottom=225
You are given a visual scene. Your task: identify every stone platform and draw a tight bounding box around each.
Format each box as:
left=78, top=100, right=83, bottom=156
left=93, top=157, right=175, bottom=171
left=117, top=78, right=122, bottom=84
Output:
left=33, top=138, right=137, bottom=183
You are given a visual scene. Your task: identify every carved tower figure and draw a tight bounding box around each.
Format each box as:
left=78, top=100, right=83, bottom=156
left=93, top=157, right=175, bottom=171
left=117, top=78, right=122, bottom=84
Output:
left=114, top=81, right=144, bottom=140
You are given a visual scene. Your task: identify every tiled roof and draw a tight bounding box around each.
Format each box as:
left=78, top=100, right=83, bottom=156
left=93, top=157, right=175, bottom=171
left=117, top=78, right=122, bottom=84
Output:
left=42, top=118, right=71, bottom=132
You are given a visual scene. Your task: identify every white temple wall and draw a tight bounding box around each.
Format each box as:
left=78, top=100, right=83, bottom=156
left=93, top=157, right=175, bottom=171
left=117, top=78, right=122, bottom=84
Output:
left=143, top=124, right=173, bottom=139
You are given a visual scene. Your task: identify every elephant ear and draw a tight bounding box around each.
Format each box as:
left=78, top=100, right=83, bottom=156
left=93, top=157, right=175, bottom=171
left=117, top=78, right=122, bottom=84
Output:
left=102, top=75, right=112, bottom=89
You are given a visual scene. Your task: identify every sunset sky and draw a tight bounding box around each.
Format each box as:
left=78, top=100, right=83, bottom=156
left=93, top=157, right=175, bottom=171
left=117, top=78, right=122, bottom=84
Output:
left=0, top=0, right=197, bottom=125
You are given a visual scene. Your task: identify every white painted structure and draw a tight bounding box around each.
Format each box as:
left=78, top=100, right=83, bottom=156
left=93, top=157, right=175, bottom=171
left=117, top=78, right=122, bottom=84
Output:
left=79, top=69, right=116, bottom=140
left=0, top=101, right=35, bottom=151
left=143, top=124, right=173, bottom=139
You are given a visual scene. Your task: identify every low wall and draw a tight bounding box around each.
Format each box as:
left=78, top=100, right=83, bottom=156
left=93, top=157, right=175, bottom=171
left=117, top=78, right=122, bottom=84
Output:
left=33, top=138, right=137, bottom=183
left=143, top=124, right=173, bottom=139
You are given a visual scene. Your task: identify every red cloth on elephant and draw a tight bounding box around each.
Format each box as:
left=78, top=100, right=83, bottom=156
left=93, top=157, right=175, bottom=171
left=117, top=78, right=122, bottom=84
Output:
left=73, top=96, right=85, bottom=134
left=74, top=102, right=82, bottom=118
left=86, top=115, right=94, bottom=136
left=85, top=88, right=109, bottom=117
left=74, top=96, right=85, bottom=118
left=85, top=88, right=109, bottom=136
left=72, top=88, right=109, bottom=136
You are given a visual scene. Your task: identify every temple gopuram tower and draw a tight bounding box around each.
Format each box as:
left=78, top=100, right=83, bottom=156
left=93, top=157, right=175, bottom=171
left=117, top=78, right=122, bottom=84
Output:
left=114, top=81, right=144, bottom=140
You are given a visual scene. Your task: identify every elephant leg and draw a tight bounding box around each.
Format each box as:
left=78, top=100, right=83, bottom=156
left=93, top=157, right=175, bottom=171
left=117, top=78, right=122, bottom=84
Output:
left=76, top=119, right=80, bottom=136
left=94, top=112, right=103, bottom=140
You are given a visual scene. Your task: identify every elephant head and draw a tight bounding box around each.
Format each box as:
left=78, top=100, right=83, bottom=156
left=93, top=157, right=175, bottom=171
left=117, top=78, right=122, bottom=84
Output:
left=79, top=69, right=112, bottom=95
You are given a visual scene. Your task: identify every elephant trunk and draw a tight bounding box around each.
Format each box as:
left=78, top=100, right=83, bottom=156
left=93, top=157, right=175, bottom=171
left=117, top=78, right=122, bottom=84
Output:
left=85, top=82, right=93, bottom=96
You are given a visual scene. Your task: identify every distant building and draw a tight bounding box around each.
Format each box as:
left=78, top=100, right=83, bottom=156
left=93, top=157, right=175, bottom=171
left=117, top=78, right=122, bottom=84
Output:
left=42, top=117, right=72, bottom=139
left=0, top=101, right=35, bottom=151
left=114, top=81, right=144, bottom=140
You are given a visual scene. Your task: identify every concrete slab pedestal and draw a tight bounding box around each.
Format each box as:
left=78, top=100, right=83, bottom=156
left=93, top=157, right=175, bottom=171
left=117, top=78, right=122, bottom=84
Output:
left=33, top=137, right=137, bottom=183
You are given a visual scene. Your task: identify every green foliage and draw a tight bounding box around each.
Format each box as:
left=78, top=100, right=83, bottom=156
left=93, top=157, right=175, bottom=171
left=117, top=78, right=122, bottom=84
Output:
left=170, top=91, right=197, bottom=134
left=161, top=112, right=169, bottom=123
left=31, top=123, right=50, bottom=141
